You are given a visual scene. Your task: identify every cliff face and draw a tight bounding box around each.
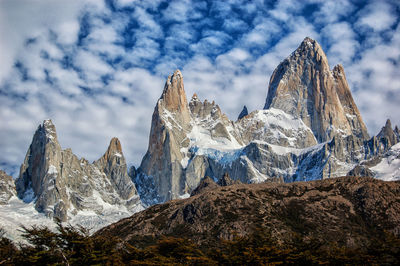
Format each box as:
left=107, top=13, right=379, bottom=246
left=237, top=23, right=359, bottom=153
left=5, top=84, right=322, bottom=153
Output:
left=137, top=70, right=193, bottom=204
left=16, top=120, right=69, bottom=219
left=15, top=120, right=142, bottom=221
left=264, top=37, right=369, bottom=142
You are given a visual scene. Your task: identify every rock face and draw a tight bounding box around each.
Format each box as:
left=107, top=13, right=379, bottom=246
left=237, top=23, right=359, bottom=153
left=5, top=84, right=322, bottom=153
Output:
left=264, top=37, right=369, bottom=142
left=136, top=70, right=193, bottom=205
left=0, top=170, right=16, bottom=204
left=366, top=119, right=400, bottom=156
left=16, top=120, right=68, bottom=218
left=135, top=38, right=399, bottom=206
left=95, top=138, right=138, bottom=204
left=100, top=177, right=400, bottom=248
left=15, top=120, right=142, bottom=221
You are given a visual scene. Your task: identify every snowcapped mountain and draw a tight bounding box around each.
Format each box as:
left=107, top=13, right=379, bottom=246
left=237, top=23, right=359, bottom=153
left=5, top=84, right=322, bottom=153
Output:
left=1, top=37, right=399, bottom=239
left=0, top=119, right=143, bottom=240
left=134, top=37, right=400, bottom=206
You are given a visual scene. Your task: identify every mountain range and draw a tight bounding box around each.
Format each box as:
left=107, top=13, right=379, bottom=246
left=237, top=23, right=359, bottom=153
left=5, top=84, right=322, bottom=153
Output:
left=1, top=37, right=399, bottom=240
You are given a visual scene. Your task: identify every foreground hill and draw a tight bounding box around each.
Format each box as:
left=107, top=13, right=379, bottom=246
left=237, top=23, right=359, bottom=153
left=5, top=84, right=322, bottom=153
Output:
left=100, top=176, right=400, bottom=250
left=2, top=176, right=399, bottom=264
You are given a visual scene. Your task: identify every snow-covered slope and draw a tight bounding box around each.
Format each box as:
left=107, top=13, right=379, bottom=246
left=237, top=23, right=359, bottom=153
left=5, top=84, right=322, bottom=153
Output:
left=0, top=120, right=144, bottom=241
left=0, top=195, right=142, bottom=242
left=371, top=143, right=400, bottom=181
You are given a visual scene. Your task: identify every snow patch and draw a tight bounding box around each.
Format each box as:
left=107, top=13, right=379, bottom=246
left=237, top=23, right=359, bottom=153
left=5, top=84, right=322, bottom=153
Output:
left=178, top=193, right=190, bottom=199
left=371, top=143, right=400, bottom=181
left=48, top=165, right=58, bottom=175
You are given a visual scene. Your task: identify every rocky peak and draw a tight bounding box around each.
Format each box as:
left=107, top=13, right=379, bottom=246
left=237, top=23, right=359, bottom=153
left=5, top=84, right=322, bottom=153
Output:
left=159, top=69, right=190, bottom=117
left=237, top=105, right=248, bottom=120
left=191, top=93, right=200, bottom=103
left=15, top=120, right=142, bottom=222
left=377, top=119, right=397, bottom=145
left=42, top=119, right=58, bottom=140
left=16, top=119, right=67, bottom=219
left=189, top=96, right=223, bottom=120
left=292, top=37, right=330, bottom=70
left=264, top=37, right=369, bottom=143
left=100, top=137, right=123, bottom=162
left=137, top=70, right=193, bottom=204
left=95, top=138, right=138, bottom=201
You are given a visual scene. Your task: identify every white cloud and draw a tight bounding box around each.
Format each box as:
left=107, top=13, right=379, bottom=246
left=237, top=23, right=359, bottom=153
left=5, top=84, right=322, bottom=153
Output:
left=0, top=0, right=86, bottom=83
left=1, top=0, right=399, bottom=177
left=356, top=1, right=397, bottom=32
left=313, top=0, right=354, bottom=24
left=321, top=22, right=359, bottom=66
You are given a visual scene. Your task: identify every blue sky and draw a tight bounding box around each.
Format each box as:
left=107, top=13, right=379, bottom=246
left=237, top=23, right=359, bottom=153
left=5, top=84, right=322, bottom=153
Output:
left=0, top=0, right=399, bottom=176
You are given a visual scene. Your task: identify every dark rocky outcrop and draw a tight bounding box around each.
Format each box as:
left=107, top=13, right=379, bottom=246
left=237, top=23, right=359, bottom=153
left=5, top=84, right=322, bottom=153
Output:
left=190, top=177, right=219, bottom=197
left=237, top=105, right=248, bottom=120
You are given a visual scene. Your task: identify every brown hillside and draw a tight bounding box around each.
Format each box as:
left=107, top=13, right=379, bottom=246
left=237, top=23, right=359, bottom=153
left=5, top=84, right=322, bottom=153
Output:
left=99, top=176, right=400, bottom=249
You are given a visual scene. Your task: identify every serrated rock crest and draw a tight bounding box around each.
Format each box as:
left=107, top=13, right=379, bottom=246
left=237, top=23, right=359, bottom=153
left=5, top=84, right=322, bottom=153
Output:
left=264, top=37, right=369, bottom=142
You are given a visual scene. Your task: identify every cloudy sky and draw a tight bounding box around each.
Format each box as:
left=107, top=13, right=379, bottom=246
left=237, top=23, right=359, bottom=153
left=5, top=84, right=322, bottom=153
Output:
left=0, top=0, right=399, bottom=176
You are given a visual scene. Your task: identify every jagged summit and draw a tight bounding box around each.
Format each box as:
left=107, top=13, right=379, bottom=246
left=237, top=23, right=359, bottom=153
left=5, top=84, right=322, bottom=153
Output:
left=100, top=137, right=123, bottom=161
left=292, top=37, right=329, bottom=68
left=237, top=105, right=248, bottom=120
left=377, top=119, right=398, bottom=146
left=37, top=119, right=58, bottom=142
left=15, top=120, right=141, bottom=221
left=264, top=37, right=369, bottom=142
left=159, top=69, right=189, bottom=114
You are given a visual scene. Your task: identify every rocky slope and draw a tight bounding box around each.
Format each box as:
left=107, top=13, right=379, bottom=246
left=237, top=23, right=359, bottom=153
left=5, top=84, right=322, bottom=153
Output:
left=15, top=120, right=142, bottom=222
left=100, top=176, right=400, bottom=249
left=135, top=37, right=399, bottom=206
left=0, top=170, right=16, bottom=204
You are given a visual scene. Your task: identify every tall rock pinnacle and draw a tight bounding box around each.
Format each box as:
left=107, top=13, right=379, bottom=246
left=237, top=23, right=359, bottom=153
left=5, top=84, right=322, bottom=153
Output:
left=237, top=105, right=249, bottom=120
left=95, top=137, right=138, bottom=202
left=16, top=120, right=142, bottom=221
left=159, top=69, right=191, bottom=125
left=16, top=119, right=69, bottom=220
left=264, top=37, right=369, bottom=142
left=137, top=69, right=192, bottom=204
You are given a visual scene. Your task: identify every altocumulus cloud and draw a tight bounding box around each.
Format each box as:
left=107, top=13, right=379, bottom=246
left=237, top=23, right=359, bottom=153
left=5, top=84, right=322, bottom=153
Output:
left=0, top=0, right=399, bottom=176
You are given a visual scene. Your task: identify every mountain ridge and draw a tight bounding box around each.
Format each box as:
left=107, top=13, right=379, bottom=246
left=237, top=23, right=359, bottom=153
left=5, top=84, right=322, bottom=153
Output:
left=1, top=37, right=400, bottom=240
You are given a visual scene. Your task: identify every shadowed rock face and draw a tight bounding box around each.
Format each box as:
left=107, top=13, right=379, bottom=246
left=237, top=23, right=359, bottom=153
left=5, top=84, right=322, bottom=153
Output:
left=264, top=37, right=369, bottom=142
left=237, top=105, right=248, bottom=120
left=99, top=176, right=400, bottom=248
left=15, top=120, right=141, bottom=221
